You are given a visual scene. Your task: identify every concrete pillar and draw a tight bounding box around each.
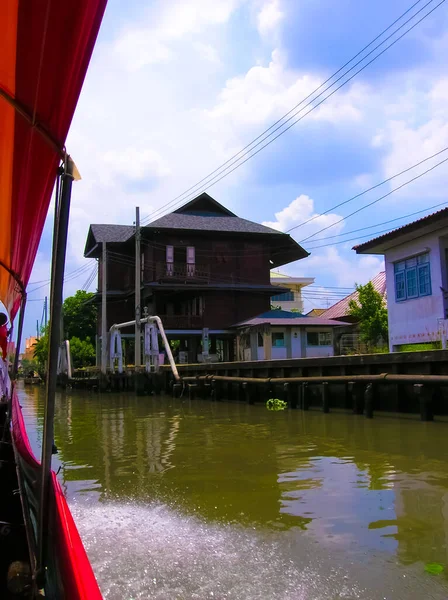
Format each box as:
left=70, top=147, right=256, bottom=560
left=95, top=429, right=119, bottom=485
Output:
left=250, top=329, right=258, bottom=361
left=263, top=324, right=272, bottom=361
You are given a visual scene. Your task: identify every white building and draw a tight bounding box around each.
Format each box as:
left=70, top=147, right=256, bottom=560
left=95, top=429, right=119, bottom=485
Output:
left=354, top=208, right=448, bottom=352
left=234, top=310, right=345, bottom=361
left=270, top=272, right=314, bottom=313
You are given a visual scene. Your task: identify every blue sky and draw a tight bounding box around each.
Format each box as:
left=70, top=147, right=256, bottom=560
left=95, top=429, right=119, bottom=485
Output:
left=23, top=0, right=448, bottom=340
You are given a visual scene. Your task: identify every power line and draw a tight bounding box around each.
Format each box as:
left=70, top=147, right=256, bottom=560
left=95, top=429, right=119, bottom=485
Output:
left=27, top=262, right=95, bottom=295
left=141, top=0, right=427, bottom=224
left=286, top=146, right=448, bottom=236
left=298, top=154, right=448, bottom=244
left=304, top=200, right=448, bottom=245
left=141, top=0, right=444, bottom=225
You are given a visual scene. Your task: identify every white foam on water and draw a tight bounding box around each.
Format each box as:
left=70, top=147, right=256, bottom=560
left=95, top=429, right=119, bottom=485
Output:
left=71, top=500, right=448, bottom=600
left=70, top=500, right=366, bottom=600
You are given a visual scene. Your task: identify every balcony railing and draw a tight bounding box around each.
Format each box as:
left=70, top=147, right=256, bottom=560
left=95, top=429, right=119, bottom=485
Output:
left=153, top=262, right=210, bottom=283
left=157, top=314, right=204, bottom=329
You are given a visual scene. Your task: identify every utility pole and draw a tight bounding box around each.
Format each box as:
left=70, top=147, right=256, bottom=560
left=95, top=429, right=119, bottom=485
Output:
left=44, top=296, right=48, bottom=329
left=101, top=241, right=107, bottom=373
left=37, top=320, right=39, bottom=339
left=135, top=207, right=141, bottom=367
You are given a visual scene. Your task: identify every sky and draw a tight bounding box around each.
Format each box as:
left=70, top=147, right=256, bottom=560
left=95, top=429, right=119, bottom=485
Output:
left=23, top=0, right=448, bottom=340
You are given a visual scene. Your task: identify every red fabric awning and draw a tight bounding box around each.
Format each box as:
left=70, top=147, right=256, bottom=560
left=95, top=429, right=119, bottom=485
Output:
left=0, top=0, right=107, bottom=320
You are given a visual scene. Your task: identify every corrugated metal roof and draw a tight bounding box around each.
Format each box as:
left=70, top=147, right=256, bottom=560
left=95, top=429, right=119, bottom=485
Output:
left=234, top=316, right=347, bottom=327
left=354, top=207, right=448, bottom=252
left=320, top=271, right=386, bottom=320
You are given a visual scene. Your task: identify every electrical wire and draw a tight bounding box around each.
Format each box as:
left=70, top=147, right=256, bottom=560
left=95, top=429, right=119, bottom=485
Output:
left=140, top=0, right=444, bottom=225
left=303, top=200, right=448, bottom=245
left=298, top=154, right=448, bottom=244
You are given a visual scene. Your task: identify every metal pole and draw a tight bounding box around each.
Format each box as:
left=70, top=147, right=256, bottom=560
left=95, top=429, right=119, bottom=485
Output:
left=101, top=241, right=107, bottom=373
left=135, top=207, right=141, bottom=367
left=44, top=296, right=48, bottom=329
left=12, top=296, right=26, bottom=379
left=36, top=319, right=39, bottom=339
left=37, top=156, right=74, bottom=578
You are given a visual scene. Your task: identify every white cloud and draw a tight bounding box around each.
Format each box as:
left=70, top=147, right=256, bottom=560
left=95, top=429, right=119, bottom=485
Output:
left=262, top=194, right=345, bottom=241
left=369, top=76, right=448, bottom=202
left=257, top=0, right=284, bottom=37
left=207, top=49, right=365, bottom=131
left=103, top=148, right=170, bottom=182
left=291, top=247, right=384, bottom=289
left=114, top=0, right=241, bottom=71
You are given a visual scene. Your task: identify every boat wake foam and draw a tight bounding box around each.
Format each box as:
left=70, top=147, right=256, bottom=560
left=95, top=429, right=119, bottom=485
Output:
left=70, top=500, right=366, bottom=600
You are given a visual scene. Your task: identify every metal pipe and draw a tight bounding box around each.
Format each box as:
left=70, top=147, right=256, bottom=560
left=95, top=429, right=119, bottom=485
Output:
left=37, top=156, right=74, bottom=579
left=110, top=315, right=180, bottom=381
left=181, top=373, right=448, bottom=385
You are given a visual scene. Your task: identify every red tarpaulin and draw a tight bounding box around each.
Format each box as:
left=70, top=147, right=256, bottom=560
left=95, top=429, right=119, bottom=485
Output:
left=0, top=0, right=107, bottom=319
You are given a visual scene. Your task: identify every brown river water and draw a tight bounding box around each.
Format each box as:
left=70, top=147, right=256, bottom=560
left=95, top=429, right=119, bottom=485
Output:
left=18, top=382, right=448, bottom=599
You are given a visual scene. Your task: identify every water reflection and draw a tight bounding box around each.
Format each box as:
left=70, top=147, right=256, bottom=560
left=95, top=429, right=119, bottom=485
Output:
left=18, top=385, right=448, bottom=599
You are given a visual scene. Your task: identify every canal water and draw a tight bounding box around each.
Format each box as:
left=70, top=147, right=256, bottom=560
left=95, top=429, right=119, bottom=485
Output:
left=19, top=383, right=448, bottom=599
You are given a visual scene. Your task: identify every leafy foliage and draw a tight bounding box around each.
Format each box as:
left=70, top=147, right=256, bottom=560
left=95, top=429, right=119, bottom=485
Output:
left=69, top=336, right=95, bottom=369
left=33, top=326, right=49, bottom=370
left=266, top=398, right=287, bottom=411
left=348, top=282, right=388, bottom=350
left=33, top=290, right=97, bottom=371
left=62, top=290, right=96, bottom=340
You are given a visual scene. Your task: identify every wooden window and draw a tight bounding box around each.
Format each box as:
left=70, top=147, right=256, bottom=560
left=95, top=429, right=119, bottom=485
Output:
left=166, top=245, right=174, bottom=276
left=187, top=246, right=195, bottom=276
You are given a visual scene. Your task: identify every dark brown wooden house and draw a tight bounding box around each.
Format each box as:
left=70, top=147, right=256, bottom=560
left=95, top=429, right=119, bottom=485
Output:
left=84, top=193, right=308, bottom=362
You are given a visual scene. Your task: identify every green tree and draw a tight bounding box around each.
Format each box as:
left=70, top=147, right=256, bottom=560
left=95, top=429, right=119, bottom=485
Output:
left=69, top=336, right=95, bottom=369
left=33, top=326, right=49, bottom=374
left=348, top=282, right=388, bottom=350
left=63, top=290, right=96, bottom=340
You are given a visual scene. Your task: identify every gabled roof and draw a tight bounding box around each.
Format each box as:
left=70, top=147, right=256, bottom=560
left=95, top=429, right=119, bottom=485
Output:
left=84, top=193, right=309, bottom=266
left=320, top=272, right=386, bottom=321
left=306, top=308, right=326, bottom=317
left=354, top=207, right=448, bottom=254
left=146, top=193, right=280, bottom=235
left=172, top=192, right=236, bottom=216
left=84, top=224, right=134, bottom=257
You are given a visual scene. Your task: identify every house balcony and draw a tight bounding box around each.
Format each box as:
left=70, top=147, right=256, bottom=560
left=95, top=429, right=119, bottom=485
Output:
left=157, top=314, right=204, bottom=330
left=153, top=262, right=210, bottom=283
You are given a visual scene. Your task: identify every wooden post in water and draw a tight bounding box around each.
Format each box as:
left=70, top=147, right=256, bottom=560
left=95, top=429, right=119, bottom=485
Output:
left=349, top=382, right=364, bottom=415
left=364, top=383, right=374, bottom=419
left=414, top=384, right=434, bottom=421
left=283, top=382, right=292, bottom=407
left=301, top=382, right=309, bottom=410
left=242, top=382, right=254, bottom=404
left=322, top=382, right=330, bottom=413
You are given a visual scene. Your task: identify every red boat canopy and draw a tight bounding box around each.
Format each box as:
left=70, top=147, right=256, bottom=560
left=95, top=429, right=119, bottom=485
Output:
left=0, top=0, right=107, bottom=320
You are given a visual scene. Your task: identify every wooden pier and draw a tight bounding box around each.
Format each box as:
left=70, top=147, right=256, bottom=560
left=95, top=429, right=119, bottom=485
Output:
left=65, top=349, right=448, bottom=420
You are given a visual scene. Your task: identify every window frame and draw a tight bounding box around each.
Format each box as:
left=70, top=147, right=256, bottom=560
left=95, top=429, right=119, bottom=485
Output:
left=394, top=252, right=431, bottom=302
left=271, top=292, right=295, bottom=302
left=271, top=332, right=285, bottom=348
left=306, top=331, right=332, bottom=347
